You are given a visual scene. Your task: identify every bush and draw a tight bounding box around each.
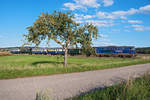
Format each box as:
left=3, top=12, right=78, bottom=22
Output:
left=0, top=52, right=12, bottom=56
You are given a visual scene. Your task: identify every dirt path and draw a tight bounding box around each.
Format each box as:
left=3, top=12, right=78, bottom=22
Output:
left=0, top=63, right=150, bottom=100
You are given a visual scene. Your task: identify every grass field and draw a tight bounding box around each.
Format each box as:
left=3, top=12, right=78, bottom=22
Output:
left=0, top=55, right=150, bottom=79
left=69, top=74, right=150, bottom=100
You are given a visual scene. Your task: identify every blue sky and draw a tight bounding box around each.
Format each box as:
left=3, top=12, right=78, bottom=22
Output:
left=0, top=0, right=150, bottom=48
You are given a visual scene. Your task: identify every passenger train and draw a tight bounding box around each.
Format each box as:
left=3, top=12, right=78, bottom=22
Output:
left=10, top=46, right=136, bottom=57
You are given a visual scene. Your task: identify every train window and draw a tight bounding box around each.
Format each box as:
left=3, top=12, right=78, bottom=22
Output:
left=98, top=48, right=101, bottom=50
left=100, top=48, right=103, bottom=50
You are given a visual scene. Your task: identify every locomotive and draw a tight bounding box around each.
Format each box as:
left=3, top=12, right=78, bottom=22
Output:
left=95, top=46, right=136, bottom=57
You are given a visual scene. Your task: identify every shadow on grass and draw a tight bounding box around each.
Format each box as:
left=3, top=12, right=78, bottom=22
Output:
left=32, top=61, right=83, bottom=67
left=32, top=61, right=64, bottom=66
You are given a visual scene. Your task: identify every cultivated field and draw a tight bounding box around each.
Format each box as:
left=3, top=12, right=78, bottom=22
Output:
left=0, top=55, right=150, bottom=79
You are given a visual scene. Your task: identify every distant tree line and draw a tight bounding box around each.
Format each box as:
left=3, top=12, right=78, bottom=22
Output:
left=136, top=47, right=150, bottom=54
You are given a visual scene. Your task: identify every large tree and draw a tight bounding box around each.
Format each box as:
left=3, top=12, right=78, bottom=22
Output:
left=24, top=11, right=98, bottom=67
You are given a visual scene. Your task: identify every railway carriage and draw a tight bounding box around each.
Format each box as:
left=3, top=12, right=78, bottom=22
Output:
left=10, top=48, right=20, bottom=54
left=68, top=48, right=82, bottom=56
left=32, top=48, right=47, bottom=54
left=47, top=48, right=64, bottom=55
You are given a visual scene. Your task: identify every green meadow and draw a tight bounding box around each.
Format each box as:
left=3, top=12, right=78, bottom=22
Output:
left=0, top=55, right=150, bottom=79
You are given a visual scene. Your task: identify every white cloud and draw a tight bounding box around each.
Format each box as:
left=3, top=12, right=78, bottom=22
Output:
left=97, top=4, right=150, bottom=20
left=75, top=0, right=100, bottom=8
left=83, top=15, right=94, bottom=19
left=131, top=25, right=150, bottom=31
left=64, top=0, right=100, bottom=10
left=64, top=0, right=114, bottom=11
left=103, top=0, right=114, bottom=7
left=97, top=11, right=117, bottom=19
left=85, top=20, right=114, bottom=27
left=139, top=4, right=150, bottom=14
left=64, top=3, right=86, bottom=10
left=74, top=16, right=114, bottom=27
left=75, top=14, right=95, bottom=19
left=120, top=16, right=127, bottom=19
left=112, top=8, right=138, bottom=16
left=128, top=20, right=143, bottom=24
left=97, top=9, right=137, bottom=20
left=97, top=12, right=107, bottom=18
left=112, top=11, right=127, bottom=16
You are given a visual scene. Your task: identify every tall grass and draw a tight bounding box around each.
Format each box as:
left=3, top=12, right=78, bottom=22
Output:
left=69, top=74, right=150, bottom=100
left=35, top=90, right=52, bottom=100
left=0, top=55, right=150, bottom=79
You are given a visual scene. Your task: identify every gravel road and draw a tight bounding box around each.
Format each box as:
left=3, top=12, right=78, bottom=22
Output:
left=0, top=63, right=150, bottom=100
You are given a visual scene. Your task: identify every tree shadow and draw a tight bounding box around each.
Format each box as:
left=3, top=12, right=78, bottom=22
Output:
left=65, top=77, right=127, bottom=100
left=65, top=86, right=107, bottom=100
left=32, top=61, right=64, bottom=66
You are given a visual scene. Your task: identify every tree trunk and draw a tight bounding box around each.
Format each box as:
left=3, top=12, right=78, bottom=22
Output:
left=64, top=48, right=68, bottom=67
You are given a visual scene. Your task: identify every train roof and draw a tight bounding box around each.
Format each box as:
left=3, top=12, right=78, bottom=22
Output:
left=94, top=46, right=135, bottom=48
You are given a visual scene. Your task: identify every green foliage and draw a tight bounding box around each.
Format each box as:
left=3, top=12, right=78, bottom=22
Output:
left=0, top=55, right=150, bottom=79
left=24, top=11, right=80, bottom=47
left=69, top=74, right=150, bottom=100
left=77, top=24, right=98, bottom=56
left=136, top=47, right=150, bottom=54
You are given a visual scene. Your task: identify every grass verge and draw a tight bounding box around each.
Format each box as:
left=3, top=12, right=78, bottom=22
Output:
left=69, top=74, right=150, bottom=100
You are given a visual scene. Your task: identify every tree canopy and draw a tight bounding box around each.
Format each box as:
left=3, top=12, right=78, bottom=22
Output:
left=24, top=11, right=98, bottom=66
left=77, top=23, right=98, bottom=56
